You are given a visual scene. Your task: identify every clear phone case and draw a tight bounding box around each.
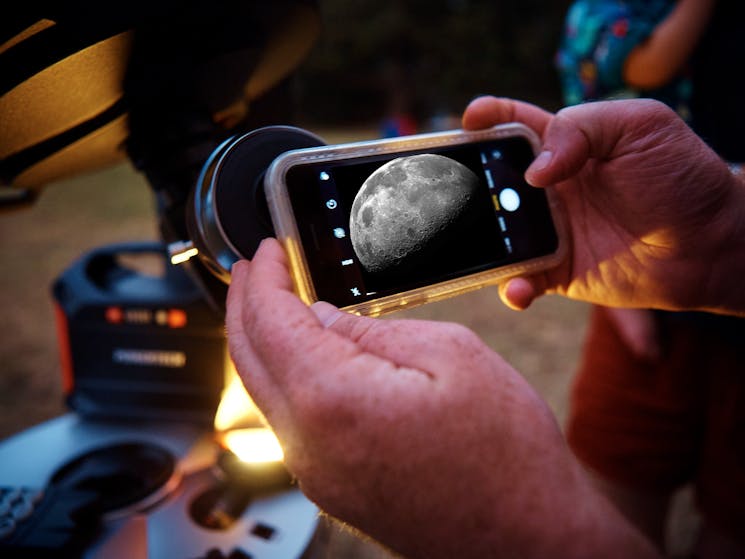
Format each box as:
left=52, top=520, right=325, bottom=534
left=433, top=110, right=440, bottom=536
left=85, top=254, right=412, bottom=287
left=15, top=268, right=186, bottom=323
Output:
left=264, top=123, right=567, bottom=316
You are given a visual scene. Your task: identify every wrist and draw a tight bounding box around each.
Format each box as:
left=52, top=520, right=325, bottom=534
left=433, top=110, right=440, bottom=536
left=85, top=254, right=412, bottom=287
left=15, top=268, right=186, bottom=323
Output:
left=528, top=459, right=659, bottom=559
left=466, top=433, right=657, bottom=559
left=480, top=453, right=659, bottom=559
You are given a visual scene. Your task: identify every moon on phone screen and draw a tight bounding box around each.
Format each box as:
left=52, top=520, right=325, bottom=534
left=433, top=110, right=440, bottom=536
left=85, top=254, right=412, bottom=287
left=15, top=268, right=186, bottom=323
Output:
left=350, top=153, right=480, bottom=275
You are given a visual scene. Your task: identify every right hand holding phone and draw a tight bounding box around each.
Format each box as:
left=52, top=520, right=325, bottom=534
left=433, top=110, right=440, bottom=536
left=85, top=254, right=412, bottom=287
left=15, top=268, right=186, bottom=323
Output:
left=463, top=96, right=745, bottom=315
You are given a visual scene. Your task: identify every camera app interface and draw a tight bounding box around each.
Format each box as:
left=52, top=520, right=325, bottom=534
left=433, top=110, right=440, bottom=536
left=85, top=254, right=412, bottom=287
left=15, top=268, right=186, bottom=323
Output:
left=285, top=135, right=558, bottom=307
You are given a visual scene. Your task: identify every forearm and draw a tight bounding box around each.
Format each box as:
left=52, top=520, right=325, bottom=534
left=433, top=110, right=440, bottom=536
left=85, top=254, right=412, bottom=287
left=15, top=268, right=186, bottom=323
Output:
left=624, top=0, right=717, bottom=89
left=364, top=408, right=659, bottom=559
left=397, top=446, right=659, bottom=559
left=530, top=465, right=660, bottom=559
left=487, top=458, right=659, bottom=559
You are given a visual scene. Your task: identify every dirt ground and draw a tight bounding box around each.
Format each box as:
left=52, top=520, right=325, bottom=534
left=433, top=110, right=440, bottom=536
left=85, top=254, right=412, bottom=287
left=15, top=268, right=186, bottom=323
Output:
left=0, top=127, right=699, bottom=556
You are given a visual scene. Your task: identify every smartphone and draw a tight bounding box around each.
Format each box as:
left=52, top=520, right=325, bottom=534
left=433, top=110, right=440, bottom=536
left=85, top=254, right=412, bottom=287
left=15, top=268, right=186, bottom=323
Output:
left=264, top=123, right=566, bottom=316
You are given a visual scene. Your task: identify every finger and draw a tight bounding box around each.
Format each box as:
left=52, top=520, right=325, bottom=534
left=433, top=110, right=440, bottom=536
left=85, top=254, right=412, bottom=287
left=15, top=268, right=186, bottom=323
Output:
left=311, top=302, right=433, bottom=370
left=310, top=300, right=346, bottom=328
left=462, top=96, right=553, bottom=136
left=226, top=258, right=291, bottom=421
left=498, top=277, right=540, bottom=310
left=236, top=239, right=376, bottom=385
left=311, top=301, right=488, bottom=378
left=226, top=260, right=255, bottom=376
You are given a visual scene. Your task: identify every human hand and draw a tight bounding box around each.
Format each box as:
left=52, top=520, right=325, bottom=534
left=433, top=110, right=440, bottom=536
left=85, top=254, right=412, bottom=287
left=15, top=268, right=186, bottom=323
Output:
left=212, top=97, right=250, bottom=129
left=226, top=238, right=657, bottom=559
left=463, top=96, right=745, bottom=314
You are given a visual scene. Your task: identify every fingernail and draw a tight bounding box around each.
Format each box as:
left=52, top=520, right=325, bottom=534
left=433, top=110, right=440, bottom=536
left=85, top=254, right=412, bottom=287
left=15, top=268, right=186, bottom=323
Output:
left=310, top=301, right=343, bottom=327
left=528, top=150, right=552, bottom=174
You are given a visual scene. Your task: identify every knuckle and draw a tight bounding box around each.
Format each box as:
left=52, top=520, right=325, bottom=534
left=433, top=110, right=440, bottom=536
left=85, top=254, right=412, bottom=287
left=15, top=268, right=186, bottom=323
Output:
left=442, top=321, right=485, bottom=352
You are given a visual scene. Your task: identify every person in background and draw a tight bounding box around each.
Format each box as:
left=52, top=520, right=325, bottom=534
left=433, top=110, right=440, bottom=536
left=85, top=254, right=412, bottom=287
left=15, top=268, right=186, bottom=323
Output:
left=556, top=0, right=713, bottom=114
left=556, top=1, right=745, bottom=555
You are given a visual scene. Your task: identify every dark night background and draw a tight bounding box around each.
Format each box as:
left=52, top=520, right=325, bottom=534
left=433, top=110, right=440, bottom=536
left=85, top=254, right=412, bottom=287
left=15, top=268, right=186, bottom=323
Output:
left=292, top=0, right=573, bottom=128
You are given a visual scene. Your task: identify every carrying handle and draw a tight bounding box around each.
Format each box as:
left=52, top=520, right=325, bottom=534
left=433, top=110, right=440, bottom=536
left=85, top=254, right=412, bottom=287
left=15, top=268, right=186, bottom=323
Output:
left=82, top=241, right=181, bottom=290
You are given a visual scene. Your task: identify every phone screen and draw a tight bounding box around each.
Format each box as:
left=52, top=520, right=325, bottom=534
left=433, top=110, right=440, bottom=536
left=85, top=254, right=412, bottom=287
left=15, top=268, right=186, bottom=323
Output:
left=283, top=135, right=558, bottom=308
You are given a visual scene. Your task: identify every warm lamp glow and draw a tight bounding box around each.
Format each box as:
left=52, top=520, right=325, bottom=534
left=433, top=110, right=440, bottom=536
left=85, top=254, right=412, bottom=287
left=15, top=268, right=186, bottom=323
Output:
left=215, top=362, right=285, bottom=466
left=214, top=364, right=263, bottom=432
left=222, top=429, right=284, bottom=464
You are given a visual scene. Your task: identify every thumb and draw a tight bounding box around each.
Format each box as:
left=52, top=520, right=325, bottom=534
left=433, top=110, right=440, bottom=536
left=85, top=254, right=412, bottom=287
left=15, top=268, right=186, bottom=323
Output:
left=309, top=302, right=485, bottom=377
left=310, top=301, right=383, bottom=344
left=525, top=99, right=675, bottom=187
left=310, top=301, right=349, bottom=328
left=524, top=104, right=595, bottom=187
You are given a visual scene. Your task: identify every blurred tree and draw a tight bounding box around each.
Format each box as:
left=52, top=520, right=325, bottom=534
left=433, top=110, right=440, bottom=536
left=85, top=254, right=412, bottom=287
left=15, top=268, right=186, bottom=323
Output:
left=293, top=0, right=572, bottom=127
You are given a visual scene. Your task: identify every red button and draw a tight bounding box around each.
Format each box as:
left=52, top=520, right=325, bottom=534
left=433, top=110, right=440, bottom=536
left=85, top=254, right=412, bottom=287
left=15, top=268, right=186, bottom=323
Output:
left=167, top=309, right=187, bottom=328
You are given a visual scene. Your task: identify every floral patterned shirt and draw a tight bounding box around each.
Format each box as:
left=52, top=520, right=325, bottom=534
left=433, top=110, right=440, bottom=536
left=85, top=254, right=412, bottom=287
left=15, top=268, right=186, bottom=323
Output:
left=556, top=0, right=691, bottom=117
